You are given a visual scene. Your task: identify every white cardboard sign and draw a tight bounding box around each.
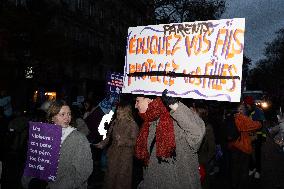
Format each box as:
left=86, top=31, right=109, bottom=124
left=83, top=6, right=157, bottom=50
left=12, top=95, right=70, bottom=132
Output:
left=122, top=18, right=245, bottom=102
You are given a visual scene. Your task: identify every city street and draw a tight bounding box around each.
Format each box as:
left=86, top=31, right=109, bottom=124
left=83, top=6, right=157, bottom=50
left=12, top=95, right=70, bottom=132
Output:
left=1, top=121, right=284, bottom=189
left=252, top=135, right=284, bottom=189
left=89, top=130, right=284, bottom=189
left=211, top=132, right=284, bottom=189
left=1, top=1, right=284, bottom=189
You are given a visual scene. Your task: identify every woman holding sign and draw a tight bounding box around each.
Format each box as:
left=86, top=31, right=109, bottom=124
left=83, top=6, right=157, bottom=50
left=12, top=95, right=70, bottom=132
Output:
left=22, top=100, right=93, bottom=189
left=134, top=90, right=205, bottom=189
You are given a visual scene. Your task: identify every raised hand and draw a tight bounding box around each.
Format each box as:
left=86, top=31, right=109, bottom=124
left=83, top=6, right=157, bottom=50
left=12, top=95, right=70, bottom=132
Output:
left=161, top=89, right=179, bottom=111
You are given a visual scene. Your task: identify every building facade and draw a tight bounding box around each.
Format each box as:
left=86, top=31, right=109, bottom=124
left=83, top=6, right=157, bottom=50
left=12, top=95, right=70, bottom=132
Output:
left=0, top=0, right=154, bottom=109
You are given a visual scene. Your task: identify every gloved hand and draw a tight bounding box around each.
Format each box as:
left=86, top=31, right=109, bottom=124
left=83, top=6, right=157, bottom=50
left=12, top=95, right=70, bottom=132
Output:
left=28, top=178, right=48, bottom=189
left=161, top=89, right=179, bottom=110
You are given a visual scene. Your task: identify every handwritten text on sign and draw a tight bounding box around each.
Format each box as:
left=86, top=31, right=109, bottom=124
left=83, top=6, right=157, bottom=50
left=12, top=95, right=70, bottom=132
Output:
left=122, top=18, right=245, bottom=102
left=23, top=122, right=62, bottom=182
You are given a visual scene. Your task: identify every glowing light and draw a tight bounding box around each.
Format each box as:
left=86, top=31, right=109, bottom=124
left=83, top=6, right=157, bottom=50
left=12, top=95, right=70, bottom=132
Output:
left=33, top=91, right=38, bottom=102
left=98, top=110, right=114, bottom=140
left=261, top=102, right=268, bottom=109
left=44, top=92, right=56, bottom=100
left=45, top=92, right=56, bottom=96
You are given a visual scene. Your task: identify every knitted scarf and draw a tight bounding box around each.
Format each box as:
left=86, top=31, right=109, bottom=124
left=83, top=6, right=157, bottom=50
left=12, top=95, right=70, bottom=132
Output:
left=135, top=97, right=176, bottom=165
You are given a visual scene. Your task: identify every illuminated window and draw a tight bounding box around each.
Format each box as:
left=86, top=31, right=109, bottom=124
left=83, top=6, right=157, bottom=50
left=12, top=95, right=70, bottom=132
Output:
left=25, top=66, right=34, bottom=79
left=45, top=92, right=56, bottom=101
left=33, top=90, right=38, bottom=102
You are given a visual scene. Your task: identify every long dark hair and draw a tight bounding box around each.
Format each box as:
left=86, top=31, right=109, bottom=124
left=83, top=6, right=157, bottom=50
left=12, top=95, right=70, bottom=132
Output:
left=194, top=100, right=209, bottom=123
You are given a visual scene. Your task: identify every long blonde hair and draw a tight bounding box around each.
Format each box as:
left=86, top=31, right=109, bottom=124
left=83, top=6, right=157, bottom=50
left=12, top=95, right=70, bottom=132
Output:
left=116, top=104, right=134, bottom=121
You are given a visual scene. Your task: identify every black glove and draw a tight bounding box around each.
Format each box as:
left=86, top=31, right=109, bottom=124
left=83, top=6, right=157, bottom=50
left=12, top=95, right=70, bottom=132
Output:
left=161, top=89, right=179, bottom=107
left=28, top=178, right=48, bottom=189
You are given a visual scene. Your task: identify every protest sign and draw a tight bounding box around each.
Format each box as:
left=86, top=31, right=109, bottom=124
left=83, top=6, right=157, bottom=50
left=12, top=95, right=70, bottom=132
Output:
left=99, top=71, right=122, bottom=114
left=23, top=122, right=62, bottom=181
left=95, top=72, right=122, bottom=139
left=122, top=18, right=245, bottom=102
left=106, top=72, right=124, bottom=95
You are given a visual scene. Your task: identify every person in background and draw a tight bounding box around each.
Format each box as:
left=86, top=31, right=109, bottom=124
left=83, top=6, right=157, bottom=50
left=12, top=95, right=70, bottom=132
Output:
left=83, top=98, right=105, bottom=188
left=31, top=100, right=52, bottom=122
left=22, top=100, right=93, bottom=189
left=0, top=107, right=8, bottom=186
left=1, top=108, right=29, bottom=189
left=134, top=90, right=205, bottom=189
left=0, top=106, right=8, bottom=161
left=230, top=103, right=261, bottom=189
left=71, top=105, right=90, bottom=136
left=243, top=96, right=266, bottom=179
left=83, top=99, right=96, bottom=119
left=95, top=102, right=139, bottom=189
left=0, top=90, right=13, bottom=120
left=194, top=101, right=216, bottom=189
left=83, top=97, right=103, bottom=146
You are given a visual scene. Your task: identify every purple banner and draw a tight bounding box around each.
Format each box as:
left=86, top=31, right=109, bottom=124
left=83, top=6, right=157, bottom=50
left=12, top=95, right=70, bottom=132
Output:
left=23, top=122, right=62, bottom=181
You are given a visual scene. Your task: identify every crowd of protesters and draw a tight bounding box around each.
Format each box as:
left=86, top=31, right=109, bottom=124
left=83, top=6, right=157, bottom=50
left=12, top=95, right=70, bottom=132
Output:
left=0, top=87, right=282, bottom=189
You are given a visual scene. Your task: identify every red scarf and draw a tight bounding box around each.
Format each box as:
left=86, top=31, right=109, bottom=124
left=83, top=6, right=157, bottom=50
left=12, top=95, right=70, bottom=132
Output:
left=135, top=97, right=176, bottom=165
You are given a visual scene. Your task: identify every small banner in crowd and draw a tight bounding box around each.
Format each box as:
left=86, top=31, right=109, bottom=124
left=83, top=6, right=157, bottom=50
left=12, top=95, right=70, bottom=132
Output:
left=106, top=72, right=124, bottom=94
left=122, top=18, right=245, bottom=102
left=96, top=72, right=123, bottom=139
left=99, top=92, right=119, bottom=114
left=23, top=122, right=62, bottom=182
left=99, top=72, right=123, bottom=114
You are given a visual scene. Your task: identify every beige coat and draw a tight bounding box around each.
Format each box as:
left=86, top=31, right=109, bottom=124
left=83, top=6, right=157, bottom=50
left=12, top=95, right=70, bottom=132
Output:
left=102, top=117, right=139, bottom=189
left=138, top=102, right=205, bottom=189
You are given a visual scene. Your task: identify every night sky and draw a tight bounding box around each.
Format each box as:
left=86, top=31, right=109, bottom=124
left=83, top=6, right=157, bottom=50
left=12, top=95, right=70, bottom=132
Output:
left=221, top=0, right=284, bottom=67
